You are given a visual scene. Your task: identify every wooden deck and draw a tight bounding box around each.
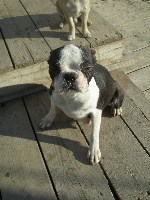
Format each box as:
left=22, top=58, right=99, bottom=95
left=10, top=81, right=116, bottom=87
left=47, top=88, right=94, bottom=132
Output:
left=0, top=70, right=150, bottom=200
left=0, top=0, right=150, bottom=199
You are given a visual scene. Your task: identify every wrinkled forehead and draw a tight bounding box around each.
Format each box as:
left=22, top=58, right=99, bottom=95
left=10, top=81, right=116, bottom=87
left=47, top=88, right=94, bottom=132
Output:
left=59, top=44, right=83, bottom=71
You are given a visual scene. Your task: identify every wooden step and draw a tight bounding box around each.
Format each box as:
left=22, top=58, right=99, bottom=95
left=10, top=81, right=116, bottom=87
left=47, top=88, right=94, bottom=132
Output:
left=0, top=0, right=123, bottom=102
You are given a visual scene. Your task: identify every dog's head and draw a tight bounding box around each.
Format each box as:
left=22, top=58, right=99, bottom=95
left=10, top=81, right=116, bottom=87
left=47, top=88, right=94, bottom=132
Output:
left=48, top=44, right=96, bottom=95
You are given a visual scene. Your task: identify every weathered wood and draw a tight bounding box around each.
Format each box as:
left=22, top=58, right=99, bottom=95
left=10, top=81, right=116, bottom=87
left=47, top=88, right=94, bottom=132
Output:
left=122, top=95, right=150, bottom=154
left=102, top=6, right=150, bottom=28
left=124, top=32, right=150, bottom=53
left=78, top=106, right=150, bottom=199
left=0, top=61, right=50, bottom=103
left=122, top=46, right=150, bottom=72
left=0, top=32, right=13, bottom=72
left=110, top=69, right=150, bottom=121
left=76, top=8, right=122, bottom=48
left=121, top=56, right=150, bottom=74
left=0, top=1, right=33, bottom=68
left=24, top=91, right=114, bottom=200
left=95, top=40, right=123, bottom=67
left=91, top=1, right=136, bottom=20
left=0, top=98, right=57, bottom=200
left=127, top=66, right=150, bottom=91
left=91, top=0, right=150, bottom=26
left=2, top=0, right=50, bottom=65
left=118, top=17, right=150, bottom=38
left=20, top=0, right=90, bottom=49
left=144, top=89, right=150, bottom=102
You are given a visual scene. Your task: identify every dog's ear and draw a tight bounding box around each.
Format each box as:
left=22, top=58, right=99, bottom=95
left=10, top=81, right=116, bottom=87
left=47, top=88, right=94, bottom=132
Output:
left=79, top=45, right=97, bottom=65
left=79, top=46, right=97, bottom=82
left=47, top=47, right=62, bottom=80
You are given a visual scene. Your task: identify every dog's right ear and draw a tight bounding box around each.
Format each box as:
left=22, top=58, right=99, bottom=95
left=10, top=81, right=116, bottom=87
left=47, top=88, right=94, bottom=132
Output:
left=47, top=47, right=62, bottom=80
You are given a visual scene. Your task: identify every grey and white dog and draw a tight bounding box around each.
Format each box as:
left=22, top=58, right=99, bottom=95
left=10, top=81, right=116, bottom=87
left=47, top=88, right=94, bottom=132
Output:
left=40, top=44, right=124, bottom=165
left=56, top=0, right=91, bottom=40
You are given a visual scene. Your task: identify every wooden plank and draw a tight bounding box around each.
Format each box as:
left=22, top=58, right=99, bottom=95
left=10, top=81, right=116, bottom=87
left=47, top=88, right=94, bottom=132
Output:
left=21, top=0, right=90, bottom=49
left=118, top=17, right=150, bottom=38
left=0, top=1, right=33, bottom=68
left=110, top=69, right=150, bottom=121
left=127, top=66, right=150, bottom=91
left=102, top=7, right=150, bottom=28
left=122, top=95, right=150, bottom=154
left=95, top=40, right=123, bottom=67
left=24, top=91, right=114, bottom=200
left=0, top=32, right=13, bottom=72
left=0, top=98, right=57, bottom=200
left=4, top=0, right=50, bottom=64
left=0, top=61, right=50, bottom=103
left=91, top=0, right=150, bottom=23
left=107, top=46, right=150, bottom=73
left=78, top=105, right=150, bottom=199
left=123, top=32, right=150, bottom=53
left=76, top=8, right=122, bottom=48
left=91, top=1, right=136, bottom=20
left=144, top=89, right=150, bottom=102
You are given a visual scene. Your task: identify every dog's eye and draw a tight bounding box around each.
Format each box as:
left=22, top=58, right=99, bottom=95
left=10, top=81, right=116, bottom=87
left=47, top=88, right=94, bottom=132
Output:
left=84, top=66, right=92, bottom=70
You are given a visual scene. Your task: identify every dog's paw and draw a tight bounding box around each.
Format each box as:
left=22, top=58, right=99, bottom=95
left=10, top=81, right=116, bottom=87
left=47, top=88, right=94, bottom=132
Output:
left=59, top=22, right=64, bottom=29
left=39, top=114, right=54, bottom=129
left=87, top=20, right=92, bottom=26
left=87, top=146, right=101, bottom=165
left=68, top=34, right=75, bottom=41
left=83, top=30, right=91, bottom=38
left=112, top=107, right=122, bottom=116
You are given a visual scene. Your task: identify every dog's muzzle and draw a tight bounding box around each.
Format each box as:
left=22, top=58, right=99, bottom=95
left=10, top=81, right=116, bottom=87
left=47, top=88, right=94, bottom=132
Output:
left=62, top=72, right=78, bottom=92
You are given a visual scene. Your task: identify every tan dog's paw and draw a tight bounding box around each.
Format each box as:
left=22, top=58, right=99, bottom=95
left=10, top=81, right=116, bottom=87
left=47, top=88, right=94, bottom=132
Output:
left=59, top=22, right=64, bottom=29
left=87, top=20, right=92, bottom=26
left=68, top=34, right=75, bottom=41
left=84, top=30, right=91, bottom=38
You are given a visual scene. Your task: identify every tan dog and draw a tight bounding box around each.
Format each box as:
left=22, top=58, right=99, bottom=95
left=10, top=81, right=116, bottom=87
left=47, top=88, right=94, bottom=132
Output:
left=56, top=0, right=92, bottom=40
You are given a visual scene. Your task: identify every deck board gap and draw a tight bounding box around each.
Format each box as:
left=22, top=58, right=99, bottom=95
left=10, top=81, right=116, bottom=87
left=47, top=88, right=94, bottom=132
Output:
left=131, top=45, right=150, bottom=53
left=120, top=116, right=150, bottom=156
left=0, top=189, right=2, bottom=200
left=19, top=0, right=52, bottom=50
left=143, top=88, right=150, bottom=92
left=0, top=28, right=15, bottom=69
left=126, top=65, right=150, bottom=75
left=75, top=120, right=120, bottom=200
left=22, top=97, right=60, bottom=200
left=99, top=163, right=120, bottom=200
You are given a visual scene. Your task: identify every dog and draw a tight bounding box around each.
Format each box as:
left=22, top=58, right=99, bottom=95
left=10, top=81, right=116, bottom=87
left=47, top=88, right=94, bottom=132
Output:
left=40, top=44, right=124, bottom=165
left=56, top=0, right=91, bottom=40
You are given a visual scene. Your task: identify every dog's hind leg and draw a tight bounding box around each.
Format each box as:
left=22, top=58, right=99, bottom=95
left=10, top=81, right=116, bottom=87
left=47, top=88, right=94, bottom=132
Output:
left=56, top=1, right=67, bottom=28
left=110, top=85, right=124, bottom=116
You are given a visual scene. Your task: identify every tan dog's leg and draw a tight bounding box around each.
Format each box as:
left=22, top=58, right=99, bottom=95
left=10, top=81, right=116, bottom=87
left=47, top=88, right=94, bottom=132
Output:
left=81, top=12, right=91, bottom=38
left=66, top=16, right=75, bottom=40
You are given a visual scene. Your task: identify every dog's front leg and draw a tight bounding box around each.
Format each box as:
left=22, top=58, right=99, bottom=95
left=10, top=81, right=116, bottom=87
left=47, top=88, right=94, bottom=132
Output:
left=39, top=100, right=56, bottom=129
left=66, top=16, right=75, bottom=40
left=81, top=11, right=91, bottom=38
left=87, top=109, right=102, bottom=164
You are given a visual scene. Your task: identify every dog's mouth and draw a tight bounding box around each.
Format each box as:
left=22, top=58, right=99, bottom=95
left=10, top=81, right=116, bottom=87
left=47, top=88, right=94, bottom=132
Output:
left=58, top=80, right=79, bottom=95
left=56, top=71, right=88, bottom=95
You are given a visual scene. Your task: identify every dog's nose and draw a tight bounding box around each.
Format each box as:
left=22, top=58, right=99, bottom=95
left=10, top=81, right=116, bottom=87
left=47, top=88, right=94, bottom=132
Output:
left=63, top=73, right=77, bottom=83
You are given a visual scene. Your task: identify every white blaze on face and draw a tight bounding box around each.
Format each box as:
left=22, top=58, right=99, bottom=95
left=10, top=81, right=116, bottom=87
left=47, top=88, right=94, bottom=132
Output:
left=59, top=44, right=83, bottom=72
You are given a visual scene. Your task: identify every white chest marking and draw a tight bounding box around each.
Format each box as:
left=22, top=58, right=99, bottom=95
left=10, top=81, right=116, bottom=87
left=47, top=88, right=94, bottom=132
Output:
left=51, top=77, right=99, bottom=119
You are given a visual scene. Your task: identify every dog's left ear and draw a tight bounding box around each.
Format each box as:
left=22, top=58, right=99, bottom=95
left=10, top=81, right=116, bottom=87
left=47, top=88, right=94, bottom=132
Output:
left=79, top=45, right=97, bottom=65
left=78, top=46, right=97, bottom=81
